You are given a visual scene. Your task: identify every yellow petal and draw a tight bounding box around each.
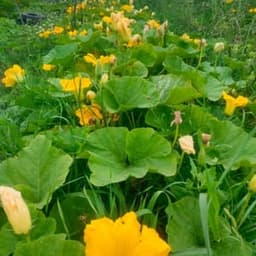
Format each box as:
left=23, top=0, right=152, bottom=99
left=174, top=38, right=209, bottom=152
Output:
left=84, top=53, right=97, bottom=66
left=134, top=225, right=171, bottom=256
left=84, top=212, right=171, bottom=256
left=236, top=95, right=249, bottom=107
left=0, top=186, right=31, bottom=234
left=178, top=135, right=196, bottom=154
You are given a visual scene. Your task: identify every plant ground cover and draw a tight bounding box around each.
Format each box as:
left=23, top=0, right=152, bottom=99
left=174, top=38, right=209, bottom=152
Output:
left=0, top=0, right=256, bottom=255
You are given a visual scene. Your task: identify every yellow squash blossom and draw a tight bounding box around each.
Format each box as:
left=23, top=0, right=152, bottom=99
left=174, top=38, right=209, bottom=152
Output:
left=94, top=22, right=103, bottom=30
left=75, top=103, right=103, bottom=125
left=249, top=8, right=256, bottom=14
left=120, top=4, right=134, bottom=12
left=84, top=53, right=98, bottom=66
left=42, top=64, right=56, bottom=71
left=38, top=30, right=51, bottom=38
left=84, top=211, right=171, bottom=256
left=60, top=76, right=91, bottom=94
left=2, top=64, right=25, bottom=87
left=102, top=16, right=112, bottom=24
left=0, top=186, right=31, bottom=234
left=84, top=53, right=116, bottom=66
left=79, top=29, right=88, bottom=36
left=180, top=33, right=193, bottom=42
left=147, top=19, right=160, bottom=29
left=68, top=30, right=78, bottom=37
left=53, top=26, right=64, bottom=34
left=222, top=91, right=249, bottom=116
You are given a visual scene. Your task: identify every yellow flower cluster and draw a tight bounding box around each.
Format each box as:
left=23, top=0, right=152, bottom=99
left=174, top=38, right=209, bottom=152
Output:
left=222, top=91, right=249, bottom=116
left=225, top=0, right=233, bottom=3
left=84, top=211, right=171, bottom=256
left=249, top=8, right=256, bottom=14
left=38, top=26, right=65, bottom=38
left=1, top=64, right=25, bottom=87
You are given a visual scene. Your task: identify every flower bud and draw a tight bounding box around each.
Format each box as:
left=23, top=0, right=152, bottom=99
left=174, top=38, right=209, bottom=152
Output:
left=214, top=42, right=225, bottom=53
left=86, top=90, right=96, bottom=102
left=201, top=133, right=212, bottom=146
left=0, top=186, right=31, bottom=234
left=178, top=135, right=196, bottom=155
left=170, top=111, right=182, bottom=126
left=248, top=175, right=256, bottom=193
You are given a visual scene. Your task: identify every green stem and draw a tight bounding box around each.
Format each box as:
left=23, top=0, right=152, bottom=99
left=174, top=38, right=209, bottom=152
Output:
left=172, top=124, right=179, bottom=147
left=177, top=151, right=185, bottom=174
left=237, top=192, right=252, bottom=228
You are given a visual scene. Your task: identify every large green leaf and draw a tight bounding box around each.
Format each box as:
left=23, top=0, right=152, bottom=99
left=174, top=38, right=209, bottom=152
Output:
left=212, top=236, right=252, bottom=256
left=130, top=44, right=158, bottom=67
left=50, top=193, right=96, bottom=240
left=99, top=76, right=160, bottom=112
left=13, top=234, right=84, bottom=256
left=166, top=196, right=204, bottom=251
left=113, top=60, right=148, bottom=77
left=182, top=105, right=256, bottom=170
left=0, top=206, right=56, bottom=256
left=43, top=43, right=79, bottom=65
left=0, top=224, right=21, bottom=256
left=150, top=74, right=201, bottom=104
left=0, top=135, right=73, bottom=208
left=85, top=127, right=177, bottom=186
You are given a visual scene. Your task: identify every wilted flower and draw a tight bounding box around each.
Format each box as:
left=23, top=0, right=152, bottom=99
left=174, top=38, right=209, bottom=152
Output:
left=214, top=42, right=225, bottom=53
left=84, top=211, right=171, bottom=256
left=75, top=104, right=103, bottom=125
left=0, top=186, right=31, bottom=234
left=201, top=133, right=212, bottom=146
left=127, top=34, right=142, bottom=47
left=111, top=12, right=133, bottom=42
left=178, top=135, right=196, bottom=154
left=248, top=175, right=256, bottom=193
left=170, top=111, right=182, bottom=126
left=222, top=91, right=249, bottom=115
left=1, top=64, right=25, bottom=87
